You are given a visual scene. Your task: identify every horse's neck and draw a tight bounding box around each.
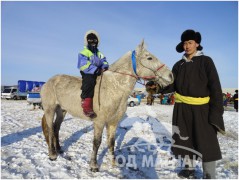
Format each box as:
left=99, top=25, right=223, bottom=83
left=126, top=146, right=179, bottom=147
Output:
left=110, top=51, right=134, bottom=73
left=107, top=51, right=137, bottom=93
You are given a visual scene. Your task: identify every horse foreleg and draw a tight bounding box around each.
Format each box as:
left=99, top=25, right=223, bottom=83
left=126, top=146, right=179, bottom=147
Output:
left=90, top=122, right=104, bottom=172
left=106, top=122, right=117, bottom=166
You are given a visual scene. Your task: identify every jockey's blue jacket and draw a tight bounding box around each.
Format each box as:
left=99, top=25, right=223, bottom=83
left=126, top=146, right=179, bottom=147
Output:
left=77, top=47, right=109, bottom=74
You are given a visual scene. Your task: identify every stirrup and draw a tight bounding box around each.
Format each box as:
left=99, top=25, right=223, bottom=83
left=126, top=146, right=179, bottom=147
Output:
left=83, top=111, right=97, bottom=118
left=88, top=112, right=97, bottom=118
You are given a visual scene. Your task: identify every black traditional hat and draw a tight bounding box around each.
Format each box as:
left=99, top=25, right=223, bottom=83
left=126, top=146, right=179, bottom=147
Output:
left=176, top=29, right=203, bottom=53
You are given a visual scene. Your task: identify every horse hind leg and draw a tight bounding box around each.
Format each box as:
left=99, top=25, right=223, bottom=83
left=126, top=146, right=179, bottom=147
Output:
left=42, top=114, right=49, bottom=146
left=42, top=107, right=58, bottom=160
left=54, top=107, right=67, bottom=154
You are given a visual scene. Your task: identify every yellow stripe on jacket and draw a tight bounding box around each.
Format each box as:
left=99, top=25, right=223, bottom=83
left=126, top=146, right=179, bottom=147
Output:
left=175, top=92, right=210, bottom=105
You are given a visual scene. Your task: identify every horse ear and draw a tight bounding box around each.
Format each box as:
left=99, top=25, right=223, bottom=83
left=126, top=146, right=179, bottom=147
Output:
left=140, top=39, right=145, bottom=48
left=136, top=39, right=146, bottom=52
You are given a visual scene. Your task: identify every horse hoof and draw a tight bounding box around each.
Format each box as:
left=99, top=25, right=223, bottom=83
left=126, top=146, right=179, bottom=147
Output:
left=111, top=160, right=116, bottom=166
left=49, top=154, right=57, bottom=161
left=90, top=167, right=99, bottom=172
left=49, top=157, right=57, bottom=161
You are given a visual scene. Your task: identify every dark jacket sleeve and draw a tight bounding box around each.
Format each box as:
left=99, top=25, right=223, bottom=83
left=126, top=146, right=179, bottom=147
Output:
left=205, top=57, right=225, bottom=134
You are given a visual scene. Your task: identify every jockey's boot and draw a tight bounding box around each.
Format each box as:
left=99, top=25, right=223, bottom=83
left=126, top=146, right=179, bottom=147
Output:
left=81, top=98, right=97, bottom=118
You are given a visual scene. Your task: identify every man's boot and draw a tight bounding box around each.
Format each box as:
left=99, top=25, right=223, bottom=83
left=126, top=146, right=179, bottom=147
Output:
left=81, top=98, right=97, bottom=118
left=178, top=163, right=196, bottom=179
left=202, top=161, right=216, bottom=179
left=178, top=169, right=196, bottom=179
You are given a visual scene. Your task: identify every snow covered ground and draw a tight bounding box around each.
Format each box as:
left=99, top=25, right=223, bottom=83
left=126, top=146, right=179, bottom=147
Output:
left=1, top=99, right=238, bottom=179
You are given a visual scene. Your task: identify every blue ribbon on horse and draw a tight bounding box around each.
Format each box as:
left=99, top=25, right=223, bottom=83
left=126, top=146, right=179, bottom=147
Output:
left=131, top=50, right=138, bottom=76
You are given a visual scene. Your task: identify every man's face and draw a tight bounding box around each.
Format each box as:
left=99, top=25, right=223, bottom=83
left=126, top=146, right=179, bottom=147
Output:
left=183, top=40, right=199, bottom=55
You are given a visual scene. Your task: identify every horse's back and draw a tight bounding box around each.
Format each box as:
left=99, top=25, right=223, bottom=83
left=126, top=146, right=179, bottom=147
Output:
left=41, top=74, right=82, bottom=108
left=47, top=74, right=82, bottom=85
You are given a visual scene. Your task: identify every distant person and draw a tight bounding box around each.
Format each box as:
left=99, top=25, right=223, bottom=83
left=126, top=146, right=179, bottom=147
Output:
left=222, top=93, right=227, bottom=107
left=167, top=95, right=171, bottom=105
left=145, top=81, right=158, bottom=105
left=162, top=95, right=168, bottom=105
left=146, top=81, right=158, bottom=92
left=158, top=29, right=225, bottom=179
left=159, top=94, right=164, bottom=104
left=170, top=94, right=175, bottom=105
left=226, top=92, right=231, bottom=99
left=136, top=94, right=142, bottom=104
left=31, top=84, right=41, bottom=110
left=32, top=84, right=41, bottom=92
left=233, top=90, right=238, bottom=112
left=77, top=30, right=109, bottom=118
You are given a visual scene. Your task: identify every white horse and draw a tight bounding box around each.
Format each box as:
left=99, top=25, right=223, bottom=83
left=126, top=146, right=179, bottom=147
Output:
left=40, top=41, right=174, bottom=172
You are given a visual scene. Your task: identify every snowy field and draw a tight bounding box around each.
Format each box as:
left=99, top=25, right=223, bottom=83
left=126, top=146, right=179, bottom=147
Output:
left=1, top=99, right=238, bottom=179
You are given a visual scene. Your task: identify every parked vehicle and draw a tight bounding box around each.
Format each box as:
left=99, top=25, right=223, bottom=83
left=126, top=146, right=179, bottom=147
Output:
left=27, top=92, right=43, bottom=109
left=1, top=87, right=18, bottom=100
left=1, top=80, right=45, bottom=100
left=127, top=96, right=140, bottom=107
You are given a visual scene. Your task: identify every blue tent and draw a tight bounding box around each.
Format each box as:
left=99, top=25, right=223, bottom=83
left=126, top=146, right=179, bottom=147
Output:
left=18, top=80, right=45, bottom=92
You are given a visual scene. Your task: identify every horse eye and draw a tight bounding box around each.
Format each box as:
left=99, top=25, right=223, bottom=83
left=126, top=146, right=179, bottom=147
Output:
left=147, top=57, right=153, bottom=60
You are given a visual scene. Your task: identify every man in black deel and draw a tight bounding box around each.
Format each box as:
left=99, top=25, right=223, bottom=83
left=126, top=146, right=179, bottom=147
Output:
left=159, top=29, right=225, bottom=179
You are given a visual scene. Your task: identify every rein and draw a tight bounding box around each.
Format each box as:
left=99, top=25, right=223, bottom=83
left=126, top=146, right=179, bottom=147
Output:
left=98, top=72, right=103, bottom=110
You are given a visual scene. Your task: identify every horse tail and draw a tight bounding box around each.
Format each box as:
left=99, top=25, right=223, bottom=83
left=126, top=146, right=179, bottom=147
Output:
left=41, top=114, right=49, bottom=146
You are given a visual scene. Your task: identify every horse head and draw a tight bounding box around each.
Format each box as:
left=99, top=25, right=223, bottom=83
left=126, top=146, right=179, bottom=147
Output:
left=135, top=40, right=174, bottom=88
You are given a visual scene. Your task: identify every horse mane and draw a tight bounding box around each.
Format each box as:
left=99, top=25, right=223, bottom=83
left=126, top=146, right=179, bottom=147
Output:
left=109, top=51, right=131, bottom=72
left=109, top=40, right=146, bottom=72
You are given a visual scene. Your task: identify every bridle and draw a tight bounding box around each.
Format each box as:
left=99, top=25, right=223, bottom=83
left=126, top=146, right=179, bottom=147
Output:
left=108, top=50, right=165, bottom=85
